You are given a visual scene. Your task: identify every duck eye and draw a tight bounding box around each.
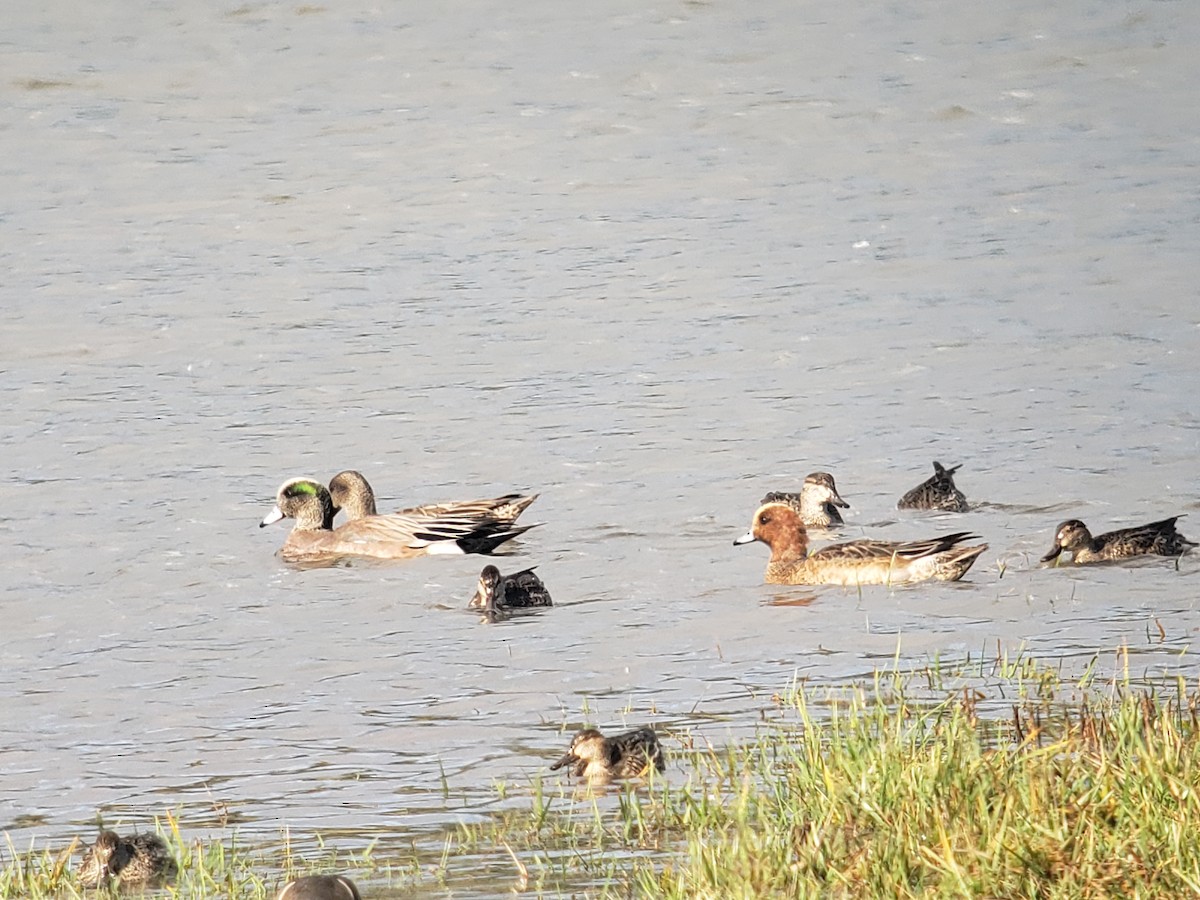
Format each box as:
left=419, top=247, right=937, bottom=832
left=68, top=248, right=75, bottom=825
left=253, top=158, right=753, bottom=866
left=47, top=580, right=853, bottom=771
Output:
left=759, top=513, right=771, bottom=525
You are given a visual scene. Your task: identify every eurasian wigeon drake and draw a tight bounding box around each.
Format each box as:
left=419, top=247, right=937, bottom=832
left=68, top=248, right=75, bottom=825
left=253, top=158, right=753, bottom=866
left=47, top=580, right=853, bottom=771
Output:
left=260, top=477, right=539, bottom=565
left=897, top=461, right=969, bottom=512
left=276, top=874, right=363, bottom=900
left=77, top=830, right=176, bottom=887
left=1041, top=516, right=1196, bottom=565
left=468, top=564, right=552, bottom=613
left=550, top=727, right=665, bottom=783
left=735, top=501, right=987, bottom=585
left=761, top=471, right=850, bottom=527
left=328, top=470, right=537, bottom=525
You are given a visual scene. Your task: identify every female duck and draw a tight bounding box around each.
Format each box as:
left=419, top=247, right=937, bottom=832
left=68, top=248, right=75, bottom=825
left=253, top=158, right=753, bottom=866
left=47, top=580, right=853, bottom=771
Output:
left=328, top=470, right=537, bottom=525
left=77, top=830, right=176, bottom=887
left=1041, top=516, right=1195, bottom=564
left=735, top=502, right=987, bottom=586
left=261, top=477, right=538, bottom=565
left=897, top=461, right=969, bottom=512
left=761, top=471, right=850, bottom=527
left=550, top=727, right=665, bottom=783
left=469, top=564, right=553, bottom=612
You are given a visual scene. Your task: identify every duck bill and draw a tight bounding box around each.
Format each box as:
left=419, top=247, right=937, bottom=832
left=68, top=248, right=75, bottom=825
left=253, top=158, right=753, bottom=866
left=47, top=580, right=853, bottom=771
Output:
left=260, top=506, right=285, bottom=528
left=467, top=585, right=488, bottom=610
left=733, top=531, right=756, bottom=546
left=549, top=751, right=576, bottom=771
left=1040, top=545, right=1064, bottom=564
left=832, top=493, right=850, bottom=509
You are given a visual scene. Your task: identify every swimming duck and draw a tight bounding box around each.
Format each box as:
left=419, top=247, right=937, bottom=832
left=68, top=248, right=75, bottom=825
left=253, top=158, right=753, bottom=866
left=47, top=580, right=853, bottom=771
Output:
left=761, top=471, right=850, bottom=527
left=260, top=477, right=538, bottom=565
left=77, top=830, right=176, bottom=887
left=277, top=874, right=362, bottom=900
left=897, top=461, right=969, bottom=512
left=468, top=564, right=553, bottom=612
left=328, top=470, right=537, bottom=525
left=1041, top=516, right=1196, bottom=565
left=735, top=501, right=987, bottom=585
left=550, top=727, right=665, bottom=782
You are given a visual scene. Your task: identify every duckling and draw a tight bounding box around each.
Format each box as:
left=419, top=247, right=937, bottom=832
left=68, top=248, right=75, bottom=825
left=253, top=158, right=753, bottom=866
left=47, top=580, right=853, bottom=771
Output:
left=77, top=830, right=176, bottom=887
left=468, top=564, right=553, bottom=613
left=761, top=471, right=850, bottom=527
left=550, top=727, right=665, bottom=782
left=1041, top=516, right=1196, bottom=565
left=897, top=461, right=969, bottom=512
left=277, top=874, right=362, bottom=900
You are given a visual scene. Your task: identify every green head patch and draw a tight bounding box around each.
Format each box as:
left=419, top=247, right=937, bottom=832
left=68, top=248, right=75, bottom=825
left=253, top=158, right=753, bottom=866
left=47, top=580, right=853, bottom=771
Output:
left=286, top=480, right=321, bottom=498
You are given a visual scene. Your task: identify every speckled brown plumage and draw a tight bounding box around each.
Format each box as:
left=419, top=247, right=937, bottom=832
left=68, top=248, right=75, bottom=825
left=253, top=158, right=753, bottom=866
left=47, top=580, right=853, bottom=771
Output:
left=469, top=564, right=553, bottom=612
left=761, top=471, right=850, bottom=527
left=77, top=830, right=176, bottom=887
left=1041, top=516, right=1196, bottom=564
left=897, top=461, right=969, bottom=512
left=550, top=727, right=665, bottom=782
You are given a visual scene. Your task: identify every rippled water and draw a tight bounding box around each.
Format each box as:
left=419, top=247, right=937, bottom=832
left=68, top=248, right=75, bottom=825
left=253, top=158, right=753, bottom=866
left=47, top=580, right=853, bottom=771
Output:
left=3, top=0, right=1199, bottom=895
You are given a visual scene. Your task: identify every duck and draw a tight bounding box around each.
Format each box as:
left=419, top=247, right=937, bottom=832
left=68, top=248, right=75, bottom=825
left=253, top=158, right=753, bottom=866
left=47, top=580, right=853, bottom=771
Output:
left=77, top=830, right=176, bottom=887
left=328, top=470, right=537, bottom=525
left=735, top=501, right=987, bottom=585
left=277, top=874, right=362, bottom=900
left=897, top=461, right=969, bottom=512
left=468, top=564, right=553, bottom=612
left=760, top=471, right=850, bottom=527
left=550, top=727, right=665, bottom=782
left=260, top=477, right=539, bottom=565
left=1041, top=516, right=1196, bottom=565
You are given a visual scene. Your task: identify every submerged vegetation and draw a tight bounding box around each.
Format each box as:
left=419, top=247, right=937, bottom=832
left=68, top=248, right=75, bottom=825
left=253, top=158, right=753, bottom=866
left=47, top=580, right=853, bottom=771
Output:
left=4, top=655, right=1199, bottom=898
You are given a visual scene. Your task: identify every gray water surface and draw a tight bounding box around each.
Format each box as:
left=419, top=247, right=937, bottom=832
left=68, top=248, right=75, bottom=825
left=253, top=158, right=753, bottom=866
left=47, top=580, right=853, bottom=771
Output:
left=3, top=0, right=1199, bottom=894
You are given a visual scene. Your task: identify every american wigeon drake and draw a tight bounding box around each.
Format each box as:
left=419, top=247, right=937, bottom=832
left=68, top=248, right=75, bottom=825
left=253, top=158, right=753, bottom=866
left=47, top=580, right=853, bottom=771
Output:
left=550, top=727, right=665, bottom=783
left=897, top=461, right=969, bottom=512
left=77, top=830, right=176, bottom=887
left=328, top=470, right=537, bottom=525
left=761, top=471, right=850, bottom=527
left=260, top=477, right=539, bottom=565
left=469, top=564, right=553, bottom=612
left=1041, top=516, right=1196, bottom=565
left=277, top=874, right=362, bottom=900
left=735, top=501, right=987, bottom=585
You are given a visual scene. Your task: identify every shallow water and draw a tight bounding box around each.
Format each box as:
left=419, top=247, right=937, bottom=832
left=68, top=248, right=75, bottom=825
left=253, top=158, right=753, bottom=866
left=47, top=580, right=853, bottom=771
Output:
left=3, top=0, right=1199, bottom=894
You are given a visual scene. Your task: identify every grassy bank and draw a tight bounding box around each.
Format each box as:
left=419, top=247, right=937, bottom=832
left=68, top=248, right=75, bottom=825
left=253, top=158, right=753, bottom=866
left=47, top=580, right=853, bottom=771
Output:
left=0, top=819, right=400, bottom=900
left=5, top=656, right=1199, bottom=897
left=459, top=656, right=1200, bottom=898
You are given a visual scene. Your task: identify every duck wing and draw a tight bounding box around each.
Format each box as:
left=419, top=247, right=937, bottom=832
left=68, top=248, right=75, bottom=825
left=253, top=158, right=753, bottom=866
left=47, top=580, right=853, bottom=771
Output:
left=812, top=532, right=980, bottom=563
left=1099, top=516, right=1195, bottom=557
left=396, top=493, right=538, bottom=524
left=336, top=508, right=538, bottom=554
left=498, top=567, right=553, bottom=608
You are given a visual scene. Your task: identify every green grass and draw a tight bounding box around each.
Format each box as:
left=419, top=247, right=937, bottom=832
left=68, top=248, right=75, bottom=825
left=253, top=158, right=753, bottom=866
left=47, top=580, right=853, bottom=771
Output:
left=0, top=814, right=405, bottom=899
left=457, top=656, right=1200, bottom=898
left=5, top=656, right=1200, bottom=898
